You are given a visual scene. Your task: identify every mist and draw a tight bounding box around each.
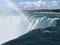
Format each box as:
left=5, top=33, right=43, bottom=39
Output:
left=0, top=15, right=30, bottom=44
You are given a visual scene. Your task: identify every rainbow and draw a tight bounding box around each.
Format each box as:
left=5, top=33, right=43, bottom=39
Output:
left=8, top=0, right=35, bottom=29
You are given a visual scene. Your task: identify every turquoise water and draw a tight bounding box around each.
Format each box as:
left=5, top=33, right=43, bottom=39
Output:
left=27, top=12, right=60, bottom=29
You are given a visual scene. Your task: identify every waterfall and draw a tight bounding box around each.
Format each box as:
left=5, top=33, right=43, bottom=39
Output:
left=28, top=16, right=59, bottom=29
left=0, top=15, right=29, bottom=44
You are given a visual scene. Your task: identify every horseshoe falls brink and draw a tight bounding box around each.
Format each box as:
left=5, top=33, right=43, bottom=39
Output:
left=26, top=12, right=60, bottom=30
left=0, top=12, right=60, bottom=44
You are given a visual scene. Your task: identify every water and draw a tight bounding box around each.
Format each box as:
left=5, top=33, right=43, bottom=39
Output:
left=29, top=16, right=59, bottom=29
left=0, top=15, right=29, bottom=44
left=2, top=12, right=60, bottom=45
left=26, top=12, right=60, bottom=29
left=0, top=12, right=60, bottom=44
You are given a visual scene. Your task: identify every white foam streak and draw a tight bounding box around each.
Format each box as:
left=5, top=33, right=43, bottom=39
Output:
left=29, top=16, right=59, bottom=29
left=32, top=18, right=40, bottom=29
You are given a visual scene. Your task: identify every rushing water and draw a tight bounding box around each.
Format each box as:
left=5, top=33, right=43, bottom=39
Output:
left=29, top=16, right=59, bottom=29
left=2, top=12, right=60, bottom=45
left=0, top=12, right=60, bottom=44
left=27, top=12, right=60, bottom=30
left=0, top=15, right=28, bottom=44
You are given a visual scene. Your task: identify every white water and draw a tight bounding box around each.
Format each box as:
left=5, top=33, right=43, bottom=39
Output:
left=29, top=16, right=59, bottom=29
left=0, top=15, right=29, bottom=44
left=0, top=15, right=59, bottom=44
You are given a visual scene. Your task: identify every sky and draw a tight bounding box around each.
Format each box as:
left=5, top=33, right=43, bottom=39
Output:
left=0, top=0, right=19, bottom=15
left=11, top=0, right=60, bottom=10
left=0, top=0, right=60, bottom=15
